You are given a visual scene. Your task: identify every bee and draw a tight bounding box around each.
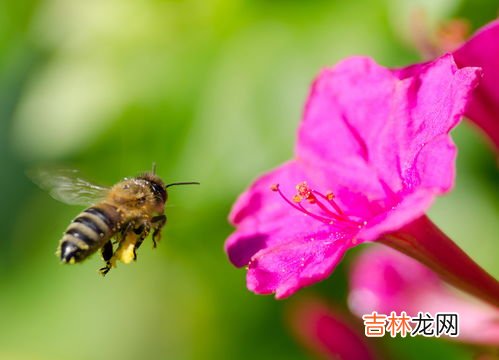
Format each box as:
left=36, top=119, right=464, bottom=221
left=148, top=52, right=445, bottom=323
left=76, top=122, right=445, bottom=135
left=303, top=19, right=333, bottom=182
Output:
left=30, top=165, right=198, bottom=275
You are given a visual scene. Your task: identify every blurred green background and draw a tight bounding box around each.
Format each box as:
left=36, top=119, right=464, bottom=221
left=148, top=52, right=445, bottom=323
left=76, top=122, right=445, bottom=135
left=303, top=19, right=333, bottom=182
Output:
left=1, top=0, right=497, bottom=359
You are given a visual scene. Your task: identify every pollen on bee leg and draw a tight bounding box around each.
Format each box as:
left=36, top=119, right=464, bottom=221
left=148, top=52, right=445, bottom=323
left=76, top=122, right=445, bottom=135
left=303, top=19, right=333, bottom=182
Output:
left=115, top=232, right=139, bottom=265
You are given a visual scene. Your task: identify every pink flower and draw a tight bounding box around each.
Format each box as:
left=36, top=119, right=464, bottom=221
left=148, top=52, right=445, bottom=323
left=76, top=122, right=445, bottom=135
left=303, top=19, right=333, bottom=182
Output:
left=225, top=54, right=481, bottom=299
left=453, top=20, right=499, bottom=151
left=287, top=297, right=379, bottom=360
left=349, top=245, right=499, bottom=345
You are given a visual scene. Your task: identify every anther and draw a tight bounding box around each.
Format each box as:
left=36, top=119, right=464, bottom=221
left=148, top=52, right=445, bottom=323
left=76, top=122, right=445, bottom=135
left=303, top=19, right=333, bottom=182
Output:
left=296, top=182, right=311, bottom=199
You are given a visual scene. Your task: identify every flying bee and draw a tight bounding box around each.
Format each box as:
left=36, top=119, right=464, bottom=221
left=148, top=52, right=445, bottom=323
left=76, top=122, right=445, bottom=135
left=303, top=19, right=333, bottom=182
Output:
left=30, top=166, right=199, bottom=275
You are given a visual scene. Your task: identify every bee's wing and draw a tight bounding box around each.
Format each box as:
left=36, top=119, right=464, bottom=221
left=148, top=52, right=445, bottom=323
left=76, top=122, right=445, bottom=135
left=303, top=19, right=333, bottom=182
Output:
left=28, top=169, right=110, bottom=206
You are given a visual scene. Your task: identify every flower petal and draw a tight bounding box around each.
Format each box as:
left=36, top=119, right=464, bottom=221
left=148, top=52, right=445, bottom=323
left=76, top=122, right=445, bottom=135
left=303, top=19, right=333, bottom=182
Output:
left=287, top=297, right=378, bottom=360
left=297, top=54, right=480, bottom=233
left=247, top=232, right=351, bottom=299
left=228, top=160, right=306, bottom=227
left=297, top=56, right=397, bottom=195
left=360, top=134, right=456, bottom=241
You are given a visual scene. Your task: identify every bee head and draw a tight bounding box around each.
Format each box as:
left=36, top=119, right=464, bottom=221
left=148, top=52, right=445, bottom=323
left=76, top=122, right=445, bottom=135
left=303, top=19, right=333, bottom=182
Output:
left=137, top=173, right=167, bottom=203
left=137, top=167, right=199, bottom=204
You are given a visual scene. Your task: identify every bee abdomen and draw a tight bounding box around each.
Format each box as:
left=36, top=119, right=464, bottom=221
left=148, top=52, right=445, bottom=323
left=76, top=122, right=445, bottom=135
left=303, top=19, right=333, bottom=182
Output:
left=59, top=205, right=120, bottom=264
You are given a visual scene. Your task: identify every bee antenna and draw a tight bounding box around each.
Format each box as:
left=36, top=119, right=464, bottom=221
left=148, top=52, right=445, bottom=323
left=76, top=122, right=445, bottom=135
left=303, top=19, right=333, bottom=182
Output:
left=152, top=162, right=157, bottom=174
left=165, top=181, right=200, bottom=189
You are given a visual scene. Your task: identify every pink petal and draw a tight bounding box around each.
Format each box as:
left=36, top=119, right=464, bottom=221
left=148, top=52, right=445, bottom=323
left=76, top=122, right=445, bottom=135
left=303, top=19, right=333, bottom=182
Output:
left=247, top=233, right=350, bottom=299
left=287, top=297, right=379, bottom=360
left=297, top=57, right=400, bottom=195
left=358, top=188, right=435, bottom=242
left=454, top=20, right=499, bottom=150
left=360, top=134, right=456, bottom=241
left=299, top=55, right=479, bottom=193
left=229, top=161, right=307, bottom=227
left=349, top=245, right=443, bottom=316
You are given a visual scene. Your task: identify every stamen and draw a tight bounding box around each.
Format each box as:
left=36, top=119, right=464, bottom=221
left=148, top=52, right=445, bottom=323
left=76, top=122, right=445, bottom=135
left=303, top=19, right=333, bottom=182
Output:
left=309, top=191, right=345, bottom=222
left=271, top=184, right=332, bottom=224
left=315, top=190, right=344, bottom=215
left=271, top=182, right=364, bottom=229
left=297, top=203, right=335, bottom=224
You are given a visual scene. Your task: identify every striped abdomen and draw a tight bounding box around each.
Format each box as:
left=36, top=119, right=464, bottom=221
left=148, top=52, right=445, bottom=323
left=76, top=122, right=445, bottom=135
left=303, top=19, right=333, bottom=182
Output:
left=59, top=204, right=121, bottom=264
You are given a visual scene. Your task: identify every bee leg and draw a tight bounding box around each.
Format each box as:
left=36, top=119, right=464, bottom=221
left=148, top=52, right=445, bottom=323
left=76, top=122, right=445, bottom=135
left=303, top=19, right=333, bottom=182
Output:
left=133, top=223, right=150, bottom=260
left=99, top=265, right=111, bottom=276
left=120, top=222, right=134, bottom=238
left=151, top=215, right=167, bottom=248
left=99, top=240, right=114, bottom=276
left=133, top=224, right=145, bottom=235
